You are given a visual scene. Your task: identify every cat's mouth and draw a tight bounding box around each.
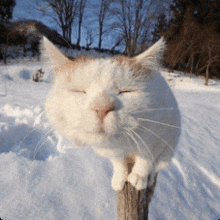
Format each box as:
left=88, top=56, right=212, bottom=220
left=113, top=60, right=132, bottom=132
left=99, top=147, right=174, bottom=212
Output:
left=91, top=125, right=110, bottom=139
left=98, top=127, right=105, bottom=133
left=95, top=126, right=107, bottom=136
left=84, top=114, right=117, bottom=140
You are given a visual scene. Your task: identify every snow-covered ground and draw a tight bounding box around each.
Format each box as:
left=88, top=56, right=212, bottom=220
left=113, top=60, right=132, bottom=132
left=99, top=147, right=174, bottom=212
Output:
left=0, top=60, right=220, bottom=220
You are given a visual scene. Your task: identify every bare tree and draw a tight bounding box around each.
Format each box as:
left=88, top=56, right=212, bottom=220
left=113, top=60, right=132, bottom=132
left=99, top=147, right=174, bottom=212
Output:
left=111, top=35, right=123, bottom=51
left=111, top=0, right=165, bottom=57
left=164, top=6, right=220, bottom=83
left=36, top=0, right=78, bottom=43
left=76, top=0, right=86, bottom=48
left=97, top=0, right=112, bottom=50
left=85, top=28, right=93, bottom=50
left=198, top=39, right=220, bottom=86
left=89, top=0, right=114, bottom=51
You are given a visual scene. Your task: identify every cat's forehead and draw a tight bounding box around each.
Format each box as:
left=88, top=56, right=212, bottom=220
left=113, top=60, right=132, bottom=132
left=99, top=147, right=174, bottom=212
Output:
left=61, top=57, right=149, bottom=93
left=86, top=58, right=117, bottom=77
left=71, top=58, right=129, bottom=85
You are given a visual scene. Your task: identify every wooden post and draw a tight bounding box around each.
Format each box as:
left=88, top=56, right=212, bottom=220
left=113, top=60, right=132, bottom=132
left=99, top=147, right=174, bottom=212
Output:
left=117, top=163, right=158, bottom=220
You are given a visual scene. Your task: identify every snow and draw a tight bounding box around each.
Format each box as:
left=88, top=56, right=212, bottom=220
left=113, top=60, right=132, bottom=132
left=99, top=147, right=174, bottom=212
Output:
left=0, top=61, right=220, bottom=220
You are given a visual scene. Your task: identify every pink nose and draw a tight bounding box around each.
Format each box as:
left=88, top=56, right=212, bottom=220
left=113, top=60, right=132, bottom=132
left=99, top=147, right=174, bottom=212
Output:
left=95, top=104, right=113, bottom=121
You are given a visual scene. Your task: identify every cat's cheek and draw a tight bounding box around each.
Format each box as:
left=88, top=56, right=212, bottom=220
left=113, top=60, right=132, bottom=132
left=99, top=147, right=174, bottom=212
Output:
left=127, top=116, right=139, bottom=129
left=104, top=113, right=119, bottom=135
left=119, top=114, right=139, bottom=130
left=84, top=112, right=101, bottom=133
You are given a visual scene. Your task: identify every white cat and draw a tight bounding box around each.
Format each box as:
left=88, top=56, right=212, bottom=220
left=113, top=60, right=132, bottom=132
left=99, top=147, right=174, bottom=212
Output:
left=42, top=37, right=181, bottom=191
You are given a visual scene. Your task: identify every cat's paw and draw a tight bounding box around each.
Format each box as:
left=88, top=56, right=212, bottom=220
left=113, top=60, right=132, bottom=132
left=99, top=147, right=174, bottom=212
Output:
left=127, top=172, right=148, bottom=190
left=111, top=173, right=127, bottom=191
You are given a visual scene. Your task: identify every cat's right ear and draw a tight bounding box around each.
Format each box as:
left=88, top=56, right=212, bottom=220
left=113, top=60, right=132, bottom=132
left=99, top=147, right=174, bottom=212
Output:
left=41, top=37, right=70, bottom=72
left=131, top=37, right=166, bottom=71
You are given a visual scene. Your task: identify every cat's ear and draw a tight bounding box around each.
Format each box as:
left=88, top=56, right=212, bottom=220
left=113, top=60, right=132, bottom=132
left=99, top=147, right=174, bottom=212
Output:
left=41, top=37, right=69, bottom=71
left=132, top=37, right=166, bottom=70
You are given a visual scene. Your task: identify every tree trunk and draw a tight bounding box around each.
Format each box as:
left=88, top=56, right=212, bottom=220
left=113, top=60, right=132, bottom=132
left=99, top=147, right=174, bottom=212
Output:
left=205, top=63, right=210, bottom=86
left=23, top=43, right=26, bottom=56
left=205, top=42, right=211, bottom=86
left=62, top=26, right=67, bottom=43
left=190, top=55, right=194, bottom=75
left=111, top=37, right=122, bottom=51
left=98, top=23, right=103, bottom=50
left=3, top=34, right=8, bottom=64
left=68, top=26, right=72, bottom=44
left=3, top=44, right=7, bottom=64
left=117, top=163, right=158, bottom=220
left=77, top=20, right=82, bottom=47
left=126, top=40, right=132, bottom=57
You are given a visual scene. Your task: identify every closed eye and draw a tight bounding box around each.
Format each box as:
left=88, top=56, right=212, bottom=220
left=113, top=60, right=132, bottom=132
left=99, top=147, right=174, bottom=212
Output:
left=70, top=89, right=86, bottom=94
left=118, top=90, right=136, bottom=95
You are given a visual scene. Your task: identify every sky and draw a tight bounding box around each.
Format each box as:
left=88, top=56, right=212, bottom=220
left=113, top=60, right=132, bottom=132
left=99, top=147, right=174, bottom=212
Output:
left=11, top=0, right=164, bottom=52
left=12, top=0, right=111, bottom=49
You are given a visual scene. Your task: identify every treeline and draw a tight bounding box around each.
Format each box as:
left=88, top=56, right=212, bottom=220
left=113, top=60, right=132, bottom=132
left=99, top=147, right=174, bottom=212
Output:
left=34, top=0, right=166, bottom=56
left=0, top=0, right=166, bottom=62
left=153, top=0, right=220, bottom=83
left=0, top=19, right=123, bottom=63
left=0, top=19, right=75, bottom=62
left=0, top=0, right=16, bottom=61
left=1, top=0, right=220, bottom=83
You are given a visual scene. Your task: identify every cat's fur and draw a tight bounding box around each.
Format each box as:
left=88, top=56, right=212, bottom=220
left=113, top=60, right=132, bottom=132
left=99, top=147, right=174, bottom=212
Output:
left=42, top=37, right=181, bottom=191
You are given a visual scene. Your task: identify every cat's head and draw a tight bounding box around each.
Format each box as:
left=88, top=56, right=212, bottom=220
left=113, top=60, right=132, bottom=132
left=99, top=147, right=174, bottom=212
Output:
left=43, top=37, right=166, bottom=146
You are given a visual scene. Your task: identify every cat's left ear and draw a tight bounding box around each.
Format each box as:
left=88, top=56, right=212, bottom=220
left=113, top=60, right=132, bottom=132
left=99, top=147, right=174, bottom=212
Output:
left=131, top=37, right=166, bottom=70
left=41, top=37, right=70, bottom=71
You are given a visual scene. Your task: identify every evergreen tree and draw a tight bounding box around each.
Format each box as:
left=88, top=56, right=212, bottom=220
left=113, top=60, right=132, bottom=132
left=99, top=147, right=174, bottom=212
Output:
left=0, top=0, right=16, bottom=22
left=152, top=13, right=167, bottom=42
left=0, top=0, right=16, bottom=60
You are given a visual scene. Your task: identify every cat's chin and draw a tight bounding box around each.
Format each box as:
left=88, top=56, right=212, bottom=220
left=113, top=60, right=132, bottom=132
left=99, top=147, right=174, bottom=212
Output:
left=73, top=129, right=117, bottom=146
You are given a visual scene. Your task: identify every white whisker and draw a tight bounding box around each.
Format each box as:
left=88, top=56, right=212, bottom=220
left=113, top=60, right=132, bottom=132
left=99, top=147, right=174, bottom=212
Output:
left=33, top=133, right=57, bottom=160
left=127, top=127, right=154, bottom=162
left=11, top=109, right=49, bottom=149
left=134, top=107, right=175, bottom=113
left=16, top=126, right=41, bottom=149
left=124, top=129, right=142, bottom=156
left=138, top=125, right=175, bottom=152
left=33, top=128, right=54, bottom=159
left=136, top=117, right=181, bottom=129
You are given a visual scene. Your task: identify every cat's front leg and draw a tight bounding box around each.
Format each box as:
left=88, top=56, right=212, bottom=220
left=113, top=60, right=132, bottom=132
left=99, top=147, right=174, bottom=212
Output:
left=110, top=157, right=128, bottom=191
left=127, top=155, right=153, bottom=190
